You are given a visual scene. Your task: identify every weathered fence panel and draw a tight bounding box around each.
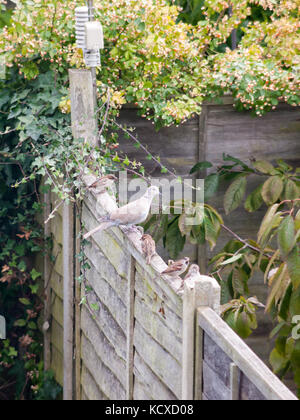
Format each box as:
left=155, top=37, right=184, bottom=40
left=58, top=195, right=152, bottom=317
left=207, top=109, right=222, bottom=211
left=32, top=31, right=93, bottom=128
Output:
left=43, top=191, right=64, bottom=387
left=197, top=306, right=297, bottom=401
left=74, top=181, right=296, bottom=401
left=117, top=101, right=300, bottom=370
left=81, top=183, right=185, bottom=400
left=45, top=179, right=297, bottom=400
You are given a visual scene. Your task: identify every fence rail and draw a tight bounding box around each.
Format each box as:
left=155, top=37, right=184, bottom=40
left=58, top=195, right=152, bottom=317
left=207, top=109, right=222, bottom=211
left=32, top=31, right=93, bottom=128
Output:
left=196, top=307, right=297, bottom=401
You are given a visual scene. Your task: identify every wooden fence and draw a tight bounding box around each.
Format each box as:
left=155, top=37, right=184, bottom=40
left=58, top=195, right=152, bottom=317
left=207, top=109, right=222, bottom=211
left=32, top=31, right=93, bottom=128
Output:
left=45, top=179, right=297, bottom=400
left=44, top=69, right=299, bottom=400
left=81, top=184, right=184, bottom=399
left=181, top=268, right=297, bottom=401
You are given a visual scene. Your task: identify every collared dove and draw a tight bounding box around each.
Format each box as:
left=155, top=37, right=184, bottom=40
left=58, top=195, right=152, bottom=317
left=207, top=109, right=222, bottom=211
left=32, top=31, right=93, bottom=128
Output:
left=84, top=186, right=160, bottom=240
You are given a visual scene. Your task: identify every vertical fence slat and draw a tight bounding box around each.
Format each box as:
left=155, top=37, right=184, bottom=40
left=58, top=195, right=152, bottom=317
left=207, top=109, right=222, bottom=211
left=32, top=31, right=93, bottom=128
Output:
left=63, top=202, right=74, bottom=400
left=126, top=256, right=136, bottom=400
left=230, top=363, right=240, bottom=400
left=43, top=189, right=51, bottom=371
left=75, top=212, right=82, bottom=401
left=194, top=326, right=204, bottom=400
left=198, top=307, right=298, bottom=400
left=182, top=283, right=196, bottom=400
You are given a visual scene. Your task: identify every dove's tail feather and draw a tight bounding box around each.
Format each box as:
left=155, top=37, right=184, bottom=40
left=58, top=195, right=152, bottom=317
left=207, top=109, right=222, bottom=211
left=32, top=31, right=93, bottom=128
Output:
left=83, top=221, right=116, bottom=240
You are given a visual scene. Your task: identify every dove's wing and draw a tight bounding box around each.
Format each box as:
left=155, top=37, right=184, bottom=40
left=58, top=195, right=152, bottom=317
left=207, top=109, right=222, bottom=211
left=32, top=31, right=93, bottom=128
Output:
left=110, top=197, right=151, bottom=225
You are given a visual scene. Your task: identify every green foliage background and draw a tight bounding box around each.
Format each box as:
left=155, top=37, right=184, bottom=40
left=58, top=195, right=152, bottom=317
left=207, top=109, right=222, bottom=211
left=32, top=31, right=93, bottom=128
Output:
left=0, top=6, right=66, bottom=395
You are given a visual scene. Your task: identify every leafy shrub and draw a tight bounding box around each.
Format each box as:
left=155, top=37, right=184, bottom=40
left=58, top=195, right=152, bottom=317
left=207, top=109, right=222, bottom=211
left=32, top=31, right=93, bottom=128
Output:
left=0, top=0, right=299, bottom=127
left=0, top=65, right=67, bottom=399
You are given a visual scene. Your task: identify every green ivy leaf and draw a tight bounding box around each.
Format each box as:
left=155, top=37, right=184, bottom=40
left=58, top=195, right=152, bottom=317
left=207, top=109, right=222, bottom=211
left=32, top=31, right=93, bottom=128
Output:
left=29, top=284, right=40, bottom=295
left=30, top=268, right=41, bottom=281
left=19, top=298, right=31, bottom=306
left=14, top=319, right=27, bottom=327
left=224, top=176, right=247, bottom=215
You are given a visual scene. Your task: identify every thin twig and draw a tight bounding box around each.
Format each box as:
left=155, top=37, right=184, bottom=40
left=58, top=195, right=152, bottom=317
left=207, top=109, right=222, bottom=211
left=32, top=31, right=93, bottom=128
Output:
left=44, top=200, right=64, bottom=224
left=114, top=120, right=202, bottom=192
left=0, top=128, right=16, bottom=135
left=221, top=223, right=273, bottom=258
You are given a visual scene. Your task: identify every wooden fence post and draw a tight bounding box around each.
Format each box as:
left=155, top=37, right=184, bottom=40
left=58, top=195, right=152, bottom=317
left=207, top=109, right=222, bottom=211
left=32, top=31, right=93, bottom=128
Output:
left=69, top=69, right=98, bottom=147
left=182, top=281, right=196, bottom=400
left=182, top=274, right=221, bottom=400
left=197, top=106, right=208, bottom=275
left=43, top=189, right=51, bottom=371
left=67, top=69, right=98, bottom=400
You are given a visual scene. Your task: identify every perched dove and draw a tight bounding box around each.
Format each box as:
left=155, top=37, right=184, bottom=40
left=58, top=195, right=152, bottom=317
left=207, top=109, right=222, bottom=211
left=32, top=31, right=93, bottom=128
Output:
left=141, top=234, right=156, bottom=265
left=161, top=257, right=190, bottom=277
left=88, top=175, right=117, bottom=194
left=84, top=186, right=160, bottom=240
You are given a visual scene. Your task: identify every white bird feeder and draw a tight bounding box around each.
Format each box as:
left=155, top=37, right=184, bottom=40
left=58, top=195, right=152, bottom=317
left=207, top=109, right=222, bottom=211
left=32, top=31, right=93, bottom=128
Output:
left=85, top=21, right=104, bottom=50
left=75, top=6, right=104, bottom=68
left=75, top=6, right=89, bottom=50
